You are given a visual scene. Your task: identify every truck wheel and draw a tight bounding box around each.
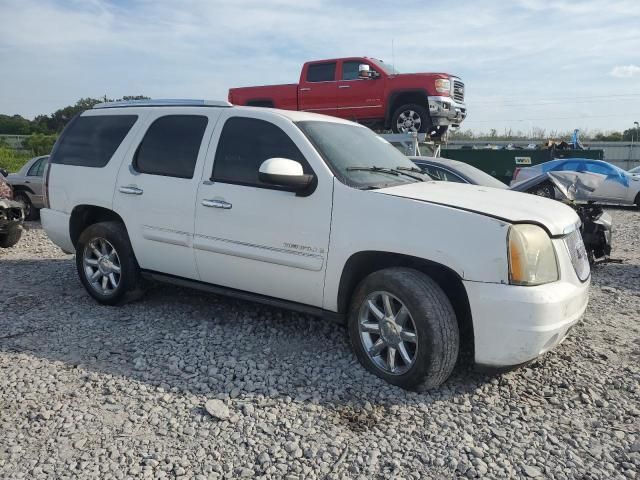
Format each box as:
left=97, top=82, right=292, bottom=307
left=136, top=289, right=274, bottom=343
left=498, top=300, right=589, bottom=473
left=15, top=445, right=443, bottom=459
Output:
left=14, top=192, right=39, bottom=221
left=391, top=104, right=431, bottom=134
left=348, top=267, right=459, bottom=390
left=528, top=182, right=555, bottom=199
left=76, top=221, right=143, bottom=306
left=0, top=226, right=22, bottom=248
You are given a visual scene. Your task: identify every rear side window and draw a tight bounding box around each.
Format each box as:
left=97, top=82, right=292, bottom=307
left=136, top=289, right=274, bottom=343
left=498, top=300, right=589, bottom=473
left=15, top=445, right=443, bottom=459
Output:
left=212, top=117, right=311, bottom=188
left=51, top=115, right=137, bottom=167
left=306, top=62, right=336, bottom=82
left=134, top=115, right=208, bottom=179
left=27, top=157, right=47, bottom=176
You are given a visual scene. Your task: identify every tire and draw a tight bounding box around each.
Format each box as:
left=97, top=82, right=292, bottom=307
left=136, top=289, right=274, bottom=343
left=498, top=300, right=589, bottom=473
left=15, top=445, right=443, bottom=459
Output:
left=348, top=267, right=459, bottom=390
left=635, top=193, right=640, bottom=209
left=0, top=226, right=22, bottom=248
left=76, top=221, right=142, bottom=305
left=528, top=182, right=555, bottom=200
left=391, top=103, right=432, bottom=134
left=14, top=192, right=39, bottom=221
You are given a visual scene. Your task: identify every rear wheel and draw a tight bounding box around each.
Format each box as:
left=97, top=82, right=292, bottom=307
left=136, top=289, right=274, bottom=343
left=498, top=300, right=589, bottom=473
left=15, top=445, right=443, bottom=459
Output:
left=76, top=221, right=142, bottom=305
left=14, top=192, right=39, bottom=221
left=348, top=268, right=459, bottom=390
left=0, top=226, right=22, bottom=248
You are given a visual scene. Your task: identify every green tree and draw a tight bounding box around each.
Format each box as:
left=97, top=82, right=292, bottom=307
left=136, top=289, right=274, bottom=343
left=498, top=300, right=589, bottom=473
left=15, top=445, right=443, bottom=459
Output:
left=23, top=133, right=58, bottom=156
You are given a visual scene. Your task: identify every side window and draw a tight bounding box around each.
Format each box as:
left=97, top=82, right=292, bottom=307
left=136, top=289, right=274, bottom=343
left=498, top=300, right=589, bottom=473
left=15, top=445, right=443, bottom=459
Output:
left=212, top=117, right=312, bottom=189
left=134, top=115, right=208, bottom=179
left=27, top=158, right=44, bottom=176
left=306, top=62, right=336, bottom=82
left=342, top=61, right=362, bottom=80
left=582, top=162, right=613, bottom=175
left=50, top=115, right=138, bottom=167
left=440, top=170, right=466, bottom=183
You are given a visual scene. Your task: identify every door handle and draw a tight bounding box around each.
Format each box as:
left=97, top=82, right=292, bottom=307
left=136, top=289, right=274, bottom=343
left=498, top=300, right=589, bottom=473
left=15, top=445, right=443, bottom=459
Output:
left=300, top=87, right=311, bottom=92
left=202, top=199, right=232, bottom=209
left=24, top=180, right=30, bottom=183
left=338, top=85, right=350, bottom=89
left=118, top=185, right=144, bottom=195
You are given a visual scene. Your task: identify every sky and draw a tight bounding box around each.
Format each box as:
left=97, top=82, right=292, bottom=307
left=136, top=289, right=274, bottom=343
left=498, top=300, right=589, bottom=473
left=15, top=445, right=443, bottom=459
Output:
left=0, top=0, right=639, bottom=135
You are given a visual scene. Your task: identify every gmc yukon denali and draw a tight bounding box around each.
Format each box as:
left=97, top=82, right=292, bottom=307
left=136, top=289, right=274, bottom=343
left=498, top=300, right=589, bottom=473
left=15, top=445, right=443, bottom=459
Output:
left=41, top=99, right=589, bottom=390
left=228, top=57, right=466, bottom=138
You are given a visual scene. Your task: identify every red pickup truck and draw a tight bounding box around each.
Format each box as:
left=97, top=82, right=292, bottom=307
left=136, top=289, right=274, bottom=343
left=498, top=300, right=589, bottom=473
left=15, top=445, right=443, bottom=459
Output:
left=228, top=57, right=466, bottom=137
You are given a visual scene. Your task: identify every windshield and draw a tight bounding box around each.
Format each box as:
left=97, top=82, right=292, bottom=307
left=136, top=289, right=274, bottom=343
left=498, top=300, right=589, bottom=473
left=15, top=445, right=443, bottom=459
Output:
left=369, top=58, right=400, bottom=75
left=297, top=121, right=429, bottom=189
left=452, top=162, right=508, bottom=189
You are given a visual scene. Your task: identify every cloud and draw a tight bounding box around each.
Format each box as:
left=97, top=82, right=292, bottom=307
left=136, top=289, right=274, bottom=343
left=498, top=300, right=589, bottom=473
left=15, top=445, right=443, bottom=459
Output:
left=610, top=65, right=640, bottom=78
left=1, top=0, right=640, bottom=133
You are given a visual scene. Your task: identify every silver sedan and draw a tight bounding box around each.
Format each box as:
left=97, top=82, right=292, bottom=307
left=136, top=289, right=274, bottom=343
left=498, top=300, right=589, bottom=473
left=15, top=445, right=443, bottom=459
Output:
left=512, top=159, right=640, bottom=206
left=6, top=155, right=48, bottom=220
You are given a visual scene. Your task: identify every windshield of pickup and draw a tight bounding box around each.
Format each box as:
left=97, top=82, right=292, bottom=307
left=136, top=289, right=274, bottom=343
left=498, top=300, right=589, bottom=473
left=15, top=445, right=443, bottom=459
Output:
left=296, top=121, right=429, bottom=189
left=369, top=58, right=400, bottom=74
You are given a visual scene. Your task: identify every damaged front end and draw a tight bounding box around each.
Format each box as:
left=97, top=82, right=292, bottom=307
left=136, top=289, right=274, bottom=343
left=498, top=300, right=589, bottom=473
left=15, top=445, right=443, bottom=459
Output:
left=511, top=171, right=613, bottom=264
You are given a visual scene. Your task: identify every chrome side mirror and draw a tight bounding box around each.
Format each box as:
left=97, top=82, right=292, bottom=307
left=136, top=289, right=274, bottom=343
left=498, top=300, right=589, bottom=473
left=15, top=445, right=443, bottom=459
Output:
left=258, top=158, right=314, bottom=192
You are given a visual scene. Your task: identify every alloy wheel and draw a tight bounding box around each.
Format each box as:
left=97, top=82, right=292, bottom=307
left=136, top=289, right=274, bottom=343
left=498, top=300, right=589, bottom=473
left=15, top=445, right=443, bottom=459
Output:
left=396, top=110, right=422, bottom=133
left=358, top=291, right=418, bottom=375
left=83, top=237, right=122, bottom=295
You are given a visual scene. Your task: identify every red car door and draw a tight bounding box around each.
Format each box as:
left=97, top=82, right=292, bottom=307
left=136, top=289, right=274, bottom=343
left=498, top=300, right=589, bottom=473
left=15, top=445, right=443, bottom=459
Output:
left=336, top=60, right=385, bottom=121
left=298, top=61, right=338, bottom=116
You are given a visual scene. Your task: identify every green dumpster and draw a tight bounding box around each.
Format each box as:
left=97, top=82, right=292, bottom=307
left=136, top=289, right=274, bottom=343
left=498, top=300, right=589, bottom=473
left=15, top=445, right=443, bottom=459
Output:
left=439, top=149, right=604, bottom=184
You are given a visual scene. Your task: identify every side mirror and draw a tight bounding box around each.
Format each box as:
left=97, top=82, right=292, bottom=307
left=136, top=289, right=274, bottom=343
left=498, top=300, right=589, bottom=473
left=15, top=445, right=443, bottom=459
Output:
left=358, top=64, right=379, bottom=79
left=259, top=158, right=314, bottom=192
left=0, top=168, right=8, bottom=177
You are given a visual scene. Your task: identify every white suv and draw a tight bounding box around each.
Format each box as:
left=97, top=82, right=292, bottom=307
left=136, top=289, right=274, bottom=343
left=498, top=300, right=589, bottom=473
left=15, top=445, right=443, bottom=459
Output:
left=41, top=99, right=590, bottom=390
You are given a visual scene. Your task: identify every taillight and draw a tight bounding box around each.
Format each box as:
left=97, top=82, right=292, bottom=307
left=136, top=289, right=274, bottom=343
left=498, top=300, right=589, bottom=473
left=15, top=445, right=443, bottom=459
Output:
left=512, top=167, right=521, bottom=181
left=43, top=161, right=52, bottom=208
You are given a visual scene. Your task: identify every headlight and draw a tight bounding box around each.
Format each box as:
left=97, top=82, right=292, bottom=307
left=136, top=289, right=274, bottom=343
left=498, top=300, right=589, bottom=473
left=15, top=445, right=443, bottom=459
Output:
left=508, top=224, right=559, bottom=286
left=435, top=78, right=451, bottom=94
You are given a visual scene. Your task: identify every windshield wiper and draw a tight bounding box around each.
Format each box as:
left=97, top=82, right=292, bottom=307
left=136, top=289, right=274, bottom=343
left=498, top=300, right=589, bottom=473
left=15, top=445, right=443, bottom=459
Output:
left=346, top=166, right=425, bottom=182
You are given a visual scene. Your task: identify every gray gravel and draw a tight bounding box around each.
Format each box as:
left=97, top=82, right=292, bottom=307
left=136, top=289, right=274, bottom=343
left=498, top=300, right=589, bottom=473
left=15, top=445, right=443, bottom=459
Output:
left=1, top=211, right=639, bottom=479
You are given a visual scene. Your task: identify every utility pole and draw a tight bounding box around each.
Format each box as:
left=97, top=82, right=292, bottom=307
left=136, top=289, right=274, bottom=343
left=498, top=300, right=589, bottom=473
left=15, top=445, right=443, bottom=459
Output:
left=633, top=121, right=639, bottom=166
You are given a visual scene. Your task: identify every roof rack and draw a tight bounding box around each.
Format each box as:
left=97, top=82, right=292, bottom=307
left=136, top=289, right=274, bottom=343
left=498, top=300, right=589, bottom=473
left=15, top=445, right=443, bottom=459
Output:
left=93, top=99, right=232, bottom=109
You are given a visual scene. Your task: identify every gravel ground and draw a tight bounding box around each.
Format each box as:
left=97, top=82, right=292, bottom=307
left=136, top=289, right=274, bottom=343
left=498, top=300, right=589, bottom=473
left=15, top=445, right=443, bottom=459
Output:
left=1, top=210, right=639, bottom=480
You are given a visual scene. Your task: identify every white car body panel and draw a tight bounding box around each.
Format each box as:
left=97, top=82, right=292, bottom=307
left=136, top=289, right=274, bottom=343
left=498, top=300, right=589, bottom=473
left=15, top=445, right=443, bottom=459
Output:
left=111, top=107, right=222, bottom=280
left=194, top=109, right=334, bottom=307
left=41, top=103, right=590, bottom=371
left=377, top=181, right=579, bottom=236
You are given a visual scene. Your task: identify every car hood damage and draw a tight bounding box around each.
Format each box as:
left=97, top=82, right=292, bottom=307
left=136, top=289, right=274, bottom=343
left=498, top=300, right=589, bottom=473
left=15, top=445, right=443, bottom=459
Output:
left=377, top=181, right=579, bottom=236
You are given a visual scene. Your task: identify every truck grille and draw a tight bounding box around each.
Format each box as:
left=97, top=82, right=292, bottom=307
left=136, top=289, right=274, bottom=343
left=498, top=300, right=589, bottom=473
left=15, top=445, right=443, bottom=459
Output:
left=563, top=228, right=590, bottom=282
left=453, top=80, right=465, bottom=103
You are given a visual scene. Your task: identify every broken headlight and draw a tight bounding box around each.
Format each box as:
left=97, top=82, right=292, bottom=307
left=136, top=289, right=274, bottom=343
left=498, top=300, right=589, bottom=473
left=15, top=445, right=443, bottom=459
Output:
left=508, top=224, right=559, bottom=286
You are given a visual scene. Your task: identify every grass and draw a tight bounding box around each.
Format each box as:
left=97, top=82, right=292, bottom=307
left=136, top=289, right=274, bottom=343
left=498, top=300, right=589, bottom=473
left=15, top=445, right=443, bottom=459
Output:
left=0, top=148, right=32, bottom=173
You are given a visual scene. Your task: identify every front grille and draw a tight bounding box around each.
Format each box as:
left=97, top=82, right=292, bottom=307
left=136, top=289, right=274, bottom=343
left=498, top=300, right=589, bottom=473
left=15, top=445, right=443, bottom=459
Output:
left=563, top=228, right=590, bottom=282
left=453, top=80, right=465, bottom=102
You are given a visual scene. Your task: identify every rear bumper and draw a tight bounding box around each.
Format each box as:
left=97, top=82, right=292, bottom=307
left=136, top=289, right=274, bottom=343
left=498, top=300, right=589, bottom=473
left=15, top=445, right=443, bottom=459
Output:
left=41, top=208, right=74, bottom=253
left=464, top=277, right=590, bottom=368
left=428, top=96, right=467, bottom=126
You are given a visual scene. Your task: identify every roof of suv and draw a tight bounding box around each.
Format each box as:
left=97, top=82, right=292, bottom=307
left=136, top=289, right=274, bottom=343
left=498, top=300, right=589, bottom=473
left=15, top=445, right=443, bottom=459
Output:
left=91, top=99, right=356, bottom=125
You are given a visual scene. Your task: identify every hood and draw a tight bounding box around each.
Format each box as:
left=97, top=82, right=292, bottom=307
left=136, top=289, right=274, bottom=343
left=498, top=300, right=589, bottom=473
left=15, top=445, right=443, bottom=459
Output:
left=388, top=72, right=451, bottom=80
left=376, top=181, right=579, bottom=236
left=511, top=171, right=607, bottom=202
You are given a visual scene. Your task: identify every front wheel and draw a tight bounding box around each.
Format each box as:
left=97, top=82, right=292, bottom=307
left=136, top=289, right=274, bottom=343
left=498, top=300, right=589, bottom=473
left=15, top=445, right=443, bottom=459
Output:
left=348, top=268, right=459, bottom=390
left=528, top=181, right=555, bottom=199
left=76, top=221, right=142, bottom=305
left=14, top=192, right=39, bottom=221
left=391, top=104, right=431, bottom=134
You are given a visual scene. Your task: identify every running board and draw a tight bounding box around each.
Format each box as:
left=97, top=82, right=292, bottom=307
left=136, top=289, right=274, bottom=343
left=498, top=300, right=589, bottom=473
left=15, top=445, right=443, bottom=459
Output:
left=140, top=270, right=345, bottom=324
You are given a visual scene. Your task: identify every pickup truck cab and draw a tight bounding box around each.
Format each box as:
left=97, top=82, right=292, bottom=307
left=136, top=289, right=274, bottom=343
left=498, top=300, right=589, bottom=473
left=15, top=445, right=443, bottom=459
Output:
left=41, top=99, right=588, bottom=390
left=228, top=57, right=466, bottom=137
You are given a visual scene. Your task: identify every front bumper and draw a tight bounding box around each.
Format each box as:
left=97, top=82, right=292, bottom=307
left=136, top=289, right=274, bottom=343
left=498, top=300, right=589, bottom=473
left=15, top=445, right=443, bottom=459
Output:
left=465, top=276, right=590, bottom=368
left=428, top=96, right=467, bottom=126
